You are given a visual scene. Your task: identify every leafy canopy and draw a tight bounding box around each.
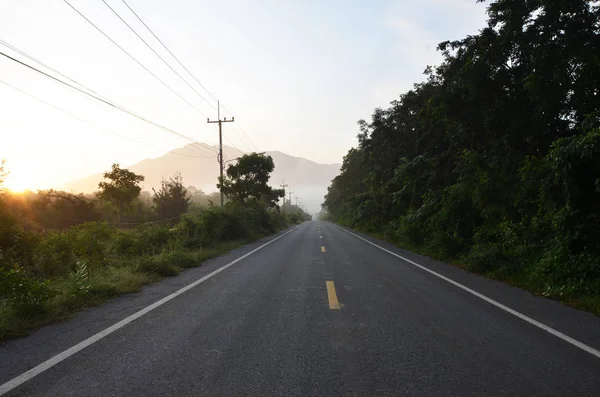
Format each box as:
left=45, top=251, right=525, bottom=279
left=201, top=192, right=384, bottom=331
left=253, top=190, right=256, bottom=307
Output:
left=152, top=172, right=191, bottom=220
left=323, top=0, right=600, bottom=298
left=98, top=164, right=144, bottom=219
left=218, top=153, right=284, bottom=207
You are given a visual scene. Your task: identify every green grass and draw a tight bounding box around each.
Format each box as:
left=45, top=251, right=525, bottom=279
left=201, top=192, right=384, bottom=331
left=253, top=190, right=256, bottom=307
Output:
left=0, top=235, right=272, bottom=341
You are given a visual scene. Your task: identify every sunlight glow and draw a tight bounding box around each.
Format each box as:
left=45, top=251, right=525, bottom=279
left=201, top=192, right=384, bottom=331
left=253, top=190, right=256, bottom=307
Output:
left=3, top=171, right=38, bottom=193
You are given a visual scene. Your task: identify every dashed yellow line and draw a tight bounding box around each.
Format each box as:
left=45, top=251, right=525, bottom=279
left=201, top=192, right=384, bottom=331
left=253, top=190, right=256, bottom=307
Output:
left=326, top=280, right=340, bottom=310
left=321, top=246, right=326, bottom=252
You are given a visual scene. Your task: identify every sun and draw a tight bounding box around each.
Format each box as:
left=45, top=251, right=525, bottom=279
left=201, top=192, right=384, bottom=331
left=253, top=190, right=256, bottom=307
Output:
left=2, top=172, right=37, bottom=193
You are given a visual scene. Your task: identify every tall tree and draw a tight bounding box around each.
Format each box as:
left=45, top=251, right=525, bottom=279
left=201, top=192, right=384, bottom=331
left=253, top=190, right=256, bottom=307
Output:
left=323, top=0, right=600, bottom=296
left=98, top=164, right=144, bottom=222
left=218, top=153, right=284, bottom=207
left=152, top=172, right=191, bottom=220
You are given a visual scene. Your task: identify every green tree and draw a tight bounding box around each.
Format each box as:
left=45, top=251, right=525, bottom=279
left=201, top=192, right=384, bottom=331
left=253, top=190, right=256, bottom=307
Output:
left=218, top=153, right=284, bottom=207
left=98, top=164, right=144, bottom=222
left=31, top=190, right=101, bottom=229
left=152, top=172, right=191, bottom=220
left=323, top=0, right=600, bottom=298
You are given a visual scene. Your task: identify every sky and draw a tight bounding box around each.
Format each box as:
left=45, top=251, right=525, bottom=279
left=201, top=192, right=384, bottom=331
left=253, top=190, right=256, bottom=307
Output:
left=0, top=0, right=488, bottom=191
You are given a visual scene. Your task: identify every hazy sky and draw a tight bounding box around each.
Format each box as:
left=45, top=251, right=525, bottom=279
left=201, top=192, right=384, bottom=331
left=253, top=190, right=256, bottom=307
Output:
left=0, top=0, right=488, bottom=191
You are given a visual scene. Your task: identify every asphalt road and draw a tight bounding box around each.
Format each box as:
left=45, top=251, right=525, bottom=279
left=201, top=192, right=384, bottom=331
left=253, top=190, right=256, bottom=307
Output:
left=2, top=221, right=600, bottom=396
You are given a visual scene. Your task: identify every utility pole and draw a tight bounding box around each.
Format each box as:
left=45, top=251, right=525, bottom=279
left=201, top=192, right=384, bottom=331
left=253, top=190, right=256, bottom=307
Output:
left=280, top=179, right=288, bottom=212
left=288, top=191, right=293, bottom=207
left=207, top=100, right=234, bottom=207
left=295, top=196, right=299, bottom=206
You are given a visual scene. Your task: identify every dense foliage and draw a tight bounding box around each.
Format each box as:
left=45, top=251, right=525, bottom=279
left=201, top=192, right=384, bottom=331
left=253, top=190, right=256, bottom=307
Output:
left=153, top=172, right=191, bottom=220
left=0, top=157, right=309, bottom=338
left=218, top=152, right=285, bottom=207
left=323, top=0, right=600, bottom=303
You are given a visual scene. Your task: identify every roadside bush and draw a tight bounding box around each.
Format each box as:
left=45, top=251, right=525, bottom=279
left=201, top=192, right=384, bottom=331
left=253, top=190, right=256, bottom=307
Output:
left=160, top=250, right=196, bottom=269
left=68, top=260, right=91, bottom=298
left=66, top=222, right=114, bottom=268
left=0, top=267, right=54, bottom=315
left=34, top=231, right=77, bottom=277
left=137, top=224, right=174, bottom=253
left=0, top=209, right=38, bottom=270
left=111, top=230, right=142, bottom=256
left=138, top=254, right=180, bottom=277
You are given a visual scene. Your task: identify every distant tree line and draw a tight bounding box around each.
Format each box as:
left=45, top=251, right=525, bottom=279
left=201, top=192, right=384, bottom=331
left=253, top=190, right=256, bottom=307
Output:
left=0, top=152, right=310, bottom=338
left=323, top=0, right=600, bottom=305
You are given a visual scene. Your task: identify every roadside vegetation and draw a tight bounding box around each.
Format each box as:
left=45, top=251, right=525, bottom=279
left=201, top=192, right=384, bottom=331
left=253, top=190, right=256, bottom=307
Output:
left=322, top=0, right=600, bottom=314
left=0, top=153, right=310, bottom=340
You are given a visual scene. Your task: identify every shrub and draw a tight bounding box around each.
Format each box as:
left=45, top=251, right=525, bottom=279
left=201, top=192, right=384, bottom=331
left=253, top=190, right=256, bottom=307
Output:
left=0, top=267, right=54, bottom=314
left=137, top=225, right=174, bottom=253
left=0, top=209, right=38, bottom=271
left=68, top=260, right=90, bottom=297
left=160, top=250, right=196, bottom=268
left=34, top=231, right=77, bottom=277
left=66, top=222, right=113, bottom=264
left=137, top=254, right=180, bottom=277
left=111, top=230, right=142, bottom=256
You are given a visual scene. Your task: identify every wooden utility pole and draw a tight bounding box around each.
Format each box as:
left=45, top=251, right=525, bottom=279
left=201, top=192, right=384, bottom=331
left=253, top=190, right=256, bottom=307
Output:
left=207, top=101, right=234, bottom=207
left=280, top=179, right=288, bottom=212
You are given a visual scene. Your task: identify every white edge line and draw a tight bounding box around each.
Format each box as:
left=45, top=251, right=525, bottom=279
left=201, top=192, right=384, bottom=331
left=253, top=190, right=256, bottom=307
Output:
left=332, top=223, right=600, bottom=360
left=0, top=224, right=303, bottom=396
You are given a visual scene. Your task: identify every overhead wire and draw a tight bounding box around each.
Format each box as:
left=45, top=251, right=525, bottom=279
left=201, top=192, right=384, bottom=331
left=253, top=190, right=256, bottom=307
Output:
left=0, top=39, right=213, bottom=157
left=118, top=0, right=258, bottom=152
left=220, top=103, right=258, bottom=151
left=99, top=0, right=217, bottom=111
left=0, top=39, right=215, bottom=157
left=0, top=49, right=217, bottom=158
left=62, top=0, right=210, bottom=119
left=0, top=38, right=113, bottom=104
left=222, top=124, right=244, bottom=154
left=0, top=78, right=210, bottom=158
left=0, top=39, right=212, bottom=158
left=119, top=0, right=218, bottom=104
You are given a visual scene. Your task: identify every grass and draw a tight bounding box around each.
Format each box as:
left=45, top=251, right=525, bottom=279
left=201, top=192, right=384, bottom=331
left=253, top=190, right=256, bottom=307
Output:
left=0, top=235, right=268, bottom=341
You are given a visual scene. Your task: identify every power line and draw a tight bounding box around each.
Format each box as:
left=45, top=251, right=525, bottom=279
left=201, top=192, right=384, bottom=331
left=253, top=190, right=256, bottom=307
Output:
left=223, top=123, right=244, bottom=154
left=120, top=0, right=218, bottom=104
left=99, top=0, right=217, bottom=111
left=0, top=78, right=211, bottom=158
left=220, top=103, right=258, bottom=151
left=0, top=40, right=215, bottom=158
left=223, top=117, right=253, bottom=153
left=0, top=39, right=212, bottom=158
left=118, top=0, right=258, bottom=152
left=0, top=49, right=216, bottom=158
left=62, top=0, right=209, bottom=119
left=0, top=38, right=112, bottom=104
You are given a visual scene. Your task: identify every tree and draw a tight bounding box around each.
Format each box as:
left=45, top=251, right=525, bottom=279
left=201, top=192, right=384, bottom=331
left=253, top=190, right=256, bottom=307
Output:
left=32, top=190, right=101, bottom=229
left=152, top=172, right=191, bottom=220
left=98, top=164, right=144, bottom=222
left=218, top=153, right=284, bottom=207
left=0, top=159, right=6, bottom=185
left=322, top=0, right=600, bottom=297
left=0, top=159, right=7, bottom=196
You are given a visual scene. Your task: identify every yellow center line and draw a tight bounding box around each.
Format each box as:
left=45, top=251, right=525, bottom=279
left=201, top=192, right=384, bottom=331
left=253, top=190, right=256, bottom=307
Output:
left=326, top=280, right=340, bottom=310
left=321, top=246, right=326, bottom=252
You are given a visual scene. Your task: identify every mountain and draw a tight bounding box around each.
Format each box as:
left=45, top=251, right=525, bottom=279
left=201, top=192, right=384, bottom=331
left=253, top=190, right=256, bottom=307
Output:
left=58, top=144, right=341, bottom=214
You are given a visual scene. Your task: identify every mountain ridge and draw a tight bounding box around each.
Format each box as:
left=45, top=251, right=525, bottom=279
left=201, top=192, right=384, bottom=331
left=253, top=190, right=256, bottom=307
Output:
left=58, top=144, right=341, bottom=213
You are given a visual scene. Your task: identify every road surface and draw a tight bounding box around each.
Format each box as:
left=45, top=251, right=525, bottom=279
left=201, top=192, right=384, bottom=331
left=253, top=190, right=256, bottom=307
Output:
left=2, top=221, right=600, bottom=396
